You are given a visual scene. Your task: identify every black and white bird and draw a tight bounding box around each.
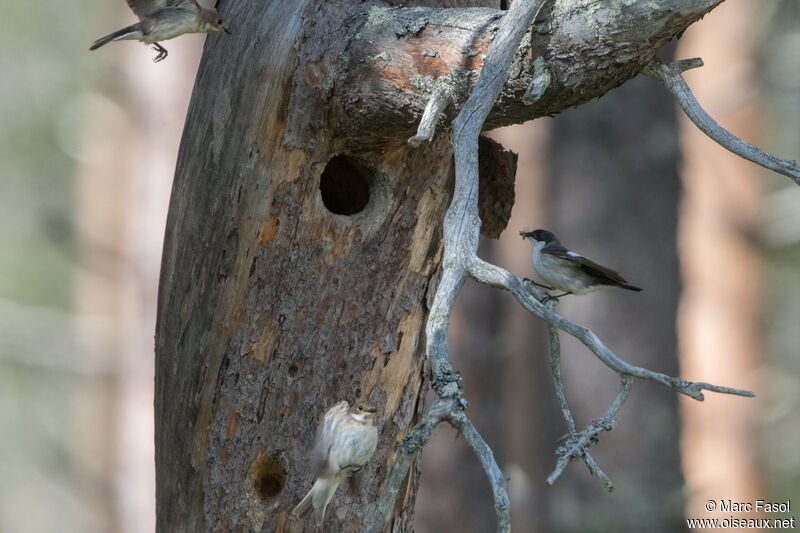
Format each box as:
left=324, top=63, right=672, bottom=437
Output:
left=520, top=229, right=642, bottom=299
left=90, top=0, right=230, bottom=62
left=292, top=401, right=379, bottom=526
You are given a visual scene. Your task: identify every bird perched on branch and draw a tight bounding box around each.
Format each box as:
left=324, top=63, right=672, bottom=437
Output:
left=520, top=229, right=642, bottom=300
left=292, top=401, right=379, bottom=526
left=90, top=0, right=230, bottom=62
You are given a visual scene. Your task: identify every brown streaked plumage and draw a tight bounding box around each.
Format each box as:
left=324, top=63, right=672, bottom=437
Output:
left=292, top=401, right=379, bottom=526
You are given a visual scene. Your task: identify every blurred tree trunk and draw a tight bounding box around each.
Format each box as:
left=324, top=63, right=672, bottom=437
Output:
left=74, top=86, right=127, bottom=533
left=545, top=72, right=684, bottom=531
left=675, top=0, right=763, bottom=521
left=490, top=123, right=557, bottom=533
left=75, top=20, right=203, bottom=533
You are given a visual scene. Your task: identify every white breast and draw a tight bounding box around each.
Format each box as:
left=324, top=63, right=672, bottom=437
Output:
left=531, top=242, right=597, bottom=294
left=328, top=419, right=378, bottom=474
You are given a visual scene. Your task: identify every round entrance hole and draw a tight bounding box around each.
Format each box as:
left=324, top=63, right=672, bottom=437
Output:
left=248, top=450, right=286, bottom=502
left=319, top=155, right=371, bottom=215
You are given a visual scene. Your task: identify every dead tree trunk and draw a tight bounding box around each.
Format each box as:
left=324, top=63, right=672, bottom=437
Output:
left=154, top=1, right=730, bottom=531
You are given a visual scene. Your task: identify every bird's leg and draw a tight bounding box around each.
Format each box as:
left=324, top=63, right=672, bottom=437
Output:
left=542, top=292, right=571, bottom=304
left=346, top=470, right=365, bottom=492
left=340, top=464, right=363, bottom=475
left=152, top=43, right=168, bottom=62
left=523, top=278, right=554, bottom=290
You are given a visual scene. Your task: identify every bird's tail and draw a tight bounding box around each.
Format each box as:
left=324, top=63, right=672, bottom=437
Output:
left=89, top=23, right=141, bottom=50
left=619, top=283, right=643, bottom=292
left=292, top=478, right=341, bottom=526
left=292, top=487, right=315, bottom=520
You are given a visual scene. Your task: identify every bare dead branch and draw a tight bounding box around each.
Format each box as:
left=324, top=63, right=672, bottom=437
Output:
left=446, top=411, right=511, bottom=530
left=363, top=398, right=454, bottom=533
left=546, top=317, right=576, bottom=434
left=545, top=316, right=612, bottom=490
left=408, top=87, right=449, bottom=146
left=581, top=453, right=614, bottom=492
left=468, top=257, right=754, bottom=400
left=546, top=360, right=632, bottom=490
left=365, top=398, right=512, bottom=533
left=643, top=57, right=800, bottom=186
left=427, top=0, right=548, bottom=529
left=523, top=57, right=552, bottom=105
left=408, top=71, right=468, bottom=146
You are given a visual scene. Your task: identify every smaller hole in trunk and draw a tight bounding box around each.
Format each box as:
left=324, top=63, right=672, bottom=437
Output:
left=248, top=450, right=286, bottom=501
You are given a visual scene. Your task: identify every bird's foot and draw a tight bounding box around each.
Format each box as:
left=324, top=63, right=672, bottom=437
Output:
left=152, top=43, right=168, bottom=62
left=340, top=464, right=363, bottom=475
left=542, top=292, right=571, bottom=305
left=523, top=277, right=554, bottom=291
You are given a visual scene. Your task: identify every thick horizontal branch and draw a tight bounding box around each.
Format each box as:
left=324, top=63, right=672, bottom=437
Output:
left=336, top=0, right=724, bottom=143
left=643, top=58, right=800, bottom=186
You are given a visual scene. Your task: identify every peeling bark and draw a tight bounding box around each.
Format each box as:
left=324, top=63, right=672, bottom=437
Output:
left=338, top=0, right=723, bottom=142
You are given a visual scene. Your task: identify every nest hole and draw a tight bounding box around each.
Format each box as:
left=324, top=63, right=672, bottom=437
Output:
left=249, top=451, right=286, bottom=502
left=319, top=155, right=371, bottom=215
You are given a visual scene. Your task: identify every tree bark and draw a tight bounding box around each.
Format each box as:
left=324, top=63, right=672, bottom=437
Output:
left=154, top=1, right=729, bottom=531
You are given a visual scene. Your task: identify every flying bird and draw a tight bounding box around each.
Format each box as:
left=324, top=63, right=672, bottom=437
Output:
left=292, top=401, right=379, bottom=526
left=90, top=0, right=230, bottom=62
left=520, top=229, right=642, bottom=299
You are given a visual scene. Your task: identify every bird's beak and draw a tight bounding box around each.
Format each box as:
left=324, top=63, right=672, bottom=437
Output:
left=519, top=230, right=528, bottom=239
left=224, top=27, right=232, bottom=35
left=366, top=408, right=377, bottom=414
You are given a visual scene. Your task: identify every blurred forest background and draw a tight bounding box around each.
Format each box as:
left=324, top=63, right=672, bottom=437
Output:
left=1, top=0, right=798, bottom=531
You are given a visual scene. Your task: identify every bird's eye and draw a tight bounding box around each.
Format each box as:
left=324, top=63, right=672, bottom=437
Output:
left=358, top=405, right=363, bottom=411
left=217, top=18, right=223, bottom=25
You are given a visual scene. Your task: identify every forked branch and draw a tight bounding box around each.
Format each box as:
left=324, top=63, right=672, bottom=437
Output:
left=544, top=315, right=618, bottom=491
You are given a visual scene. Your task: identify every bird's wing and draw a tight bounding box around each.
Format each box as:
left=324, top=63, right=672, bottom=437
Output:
left=310, top=401, right=349, bottom=477
left=542, top=245, right=631, bottom=285
left=126, top=0, right=199, bottom=18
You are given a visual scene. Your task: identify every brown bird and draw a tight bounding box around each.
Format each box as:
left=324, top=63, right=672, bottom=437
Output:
left=292, top=401, right=379, bottom=526
left=90, top=0, right=230, bottom=62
